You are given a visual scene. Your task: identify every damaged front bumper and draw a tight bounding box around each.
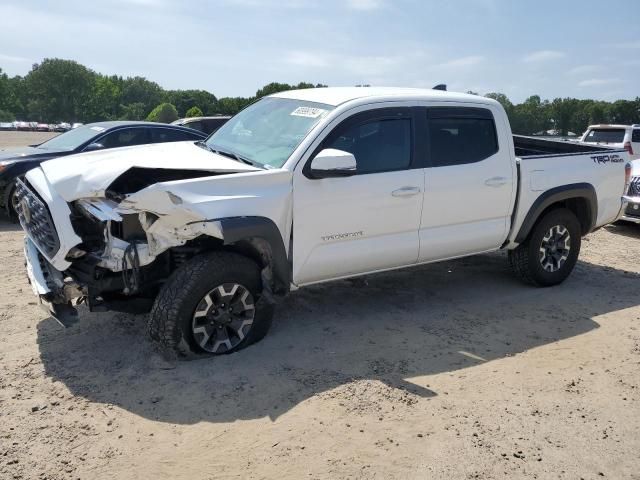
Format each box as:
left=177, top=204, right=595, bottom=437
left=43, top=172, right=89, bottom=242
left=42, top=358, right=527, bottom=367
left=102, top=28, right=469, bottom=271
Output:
left=24, top=237, right=83, bottom=326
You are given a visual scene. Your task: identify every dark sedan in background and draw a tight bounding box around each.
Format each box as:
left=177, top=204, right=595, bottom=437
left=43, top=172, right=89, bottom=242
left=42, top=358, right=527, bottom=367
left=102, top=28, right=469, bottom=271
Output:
left=171, top=116, right=230, bottom=135
left=0, top=121, right=206, bottom=219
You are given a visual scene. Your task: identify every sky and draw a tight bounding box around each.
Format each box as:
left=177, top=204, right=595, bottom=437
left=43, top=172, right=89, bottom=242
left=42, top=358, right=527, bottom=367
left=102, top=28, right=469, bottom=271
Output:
left=1, top=0, right=639, bottom=102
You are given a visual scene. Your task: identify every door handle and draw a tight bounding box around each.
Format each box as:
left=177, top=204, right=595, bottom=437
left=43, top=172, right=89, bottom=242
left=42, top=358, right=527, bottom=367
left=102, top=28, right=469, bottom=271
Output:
left=392, top=186, right=421, bottom=197
left=484, top=176, right=508, bottom=187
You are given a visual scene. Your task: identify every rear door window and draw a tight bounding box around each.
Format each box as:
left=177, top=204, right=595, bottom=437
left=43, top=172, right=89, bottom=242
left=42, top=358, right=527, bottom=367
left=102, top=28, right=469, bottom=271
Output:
left=427, top=108, right=498, bottom=167
left=583, top=128, right=626, bottom=143
left=99, top=128, right=150, bottom=149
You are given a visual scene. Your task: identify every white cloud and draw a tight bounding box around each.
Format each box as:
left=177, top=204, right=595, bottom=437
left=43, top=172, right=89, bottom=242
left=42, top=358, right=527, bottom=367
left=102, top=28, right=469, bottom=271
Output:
left=522, top=50, right=565, bottom=63
left=578, top=78, right=621, bottom=87
left=286, top=51, right=330, bottom=68
left=346, top=0, right=384, bottom=11
left=437, top=55, right=485, bottom=69
left=568, top=64, right=602, bottom=75
left=0, top=53, right=31, bottom=63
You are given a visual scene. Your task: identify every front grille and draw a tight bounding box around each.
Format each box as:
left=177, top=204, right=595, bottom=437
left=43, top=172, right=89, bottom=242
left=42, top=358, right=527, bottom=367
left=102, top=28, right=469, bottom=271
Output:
left=628, top=176, right=640, bottom=197
left=14, top=179, right=60, bottom=257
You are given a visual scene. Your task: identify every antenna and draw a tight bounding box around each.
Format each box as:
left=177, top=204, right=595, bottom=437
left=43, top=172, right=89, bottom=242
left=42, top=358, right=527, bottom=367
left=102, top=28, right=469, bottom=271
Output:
left=432, top=84, right=447, bottom=91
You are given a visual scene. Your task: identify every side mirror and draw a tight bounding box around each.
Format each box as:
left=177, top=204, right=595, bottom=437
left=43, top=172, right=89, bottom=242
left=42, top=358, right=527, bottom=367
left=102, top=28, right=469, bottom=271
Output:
left=84, top=142, right=104, bottom=152
left=309, top=148, right=357, bottom=179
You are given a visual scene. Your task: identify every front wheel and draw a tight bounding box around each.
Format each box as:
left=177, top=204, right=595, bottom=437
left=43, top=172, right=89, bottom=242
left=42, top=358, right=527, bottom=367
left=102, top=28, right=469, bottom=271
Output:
left=148, top=251, right=274, bottom=357
left=509, top=208, right=582, bottom=287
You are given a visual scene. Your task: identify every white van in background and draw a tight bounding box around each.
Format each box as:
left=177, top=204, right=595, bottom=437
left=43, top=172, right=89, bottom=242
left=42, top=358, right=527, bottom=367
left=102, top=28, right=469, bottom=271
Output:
left=580, top=124, right=640, bottom=160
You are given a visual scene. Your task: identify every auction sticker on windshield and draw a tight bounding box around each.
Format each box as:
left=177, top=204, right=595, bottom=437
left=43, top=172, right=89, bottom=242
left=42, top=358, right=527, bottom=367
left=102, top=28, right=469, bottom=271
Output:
left=290, top=106, right=327, bottom=118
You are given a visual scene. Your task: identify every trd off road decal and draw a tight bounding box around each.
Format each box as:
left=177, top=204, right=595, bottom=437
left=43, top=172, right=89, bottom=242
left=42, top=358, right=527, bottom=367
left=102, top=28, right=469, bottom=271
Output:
left=591, top=153, right=624, bottom=164
left=321, top=231, right=364, bottom=241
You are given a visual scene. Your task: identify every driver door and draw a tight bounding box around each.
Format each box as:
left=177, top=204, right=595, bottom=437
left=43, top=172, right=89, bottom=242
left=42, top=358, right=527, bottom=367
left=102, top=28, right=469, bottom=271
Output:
left=292, top=107, right=424, bottom=285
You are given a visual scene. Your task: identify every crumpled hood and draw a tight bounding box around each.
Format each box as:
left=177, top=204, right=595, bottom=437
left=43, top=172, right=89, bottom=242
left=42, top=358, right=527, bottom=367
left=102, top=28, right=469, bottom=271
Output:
left=38, top=141, right=258, bottom=201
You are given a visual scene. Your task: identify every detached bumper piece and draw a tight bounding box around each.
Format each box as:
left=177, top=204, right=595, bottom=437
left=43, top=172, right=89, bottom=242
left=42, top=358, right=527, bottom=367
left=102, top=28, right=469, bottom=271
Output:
left=24, top=238, right=80, bottom=327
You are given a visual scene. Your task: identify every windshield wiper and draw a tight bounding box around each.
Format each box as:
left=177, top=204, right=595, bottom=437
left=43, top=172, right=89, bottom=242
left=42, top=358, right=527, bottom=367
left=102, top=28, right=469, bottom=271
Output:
left=211, top=146, right=264, bottom=169
left=195, top=140, right=214, bottom=153
left=197, top=141, right=264, bottom=169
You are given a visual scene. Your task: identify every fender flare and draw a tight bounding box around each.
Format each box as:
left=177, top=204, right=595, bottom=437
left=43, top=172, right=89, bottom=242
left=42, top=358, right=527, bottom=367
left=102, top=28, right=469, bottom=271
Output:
left=515, top=183, right=597, bottom=243
left=218, top=216, right=290, bottom=295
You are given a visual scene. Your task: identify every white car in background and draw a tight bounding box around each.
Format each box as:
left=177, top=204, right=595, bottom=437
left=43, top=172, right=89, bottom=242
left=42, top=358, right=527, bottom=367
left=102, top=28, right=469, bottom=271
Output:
left=580, top=125, right=640, bottom=223
left=580, top=124, right=640, bottom=161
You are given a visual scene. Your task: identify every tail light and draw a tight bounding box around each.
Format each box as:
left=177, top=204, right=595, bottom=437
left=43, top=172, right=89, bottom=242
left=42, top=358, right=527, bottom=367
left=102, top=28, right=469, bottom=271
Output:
left=624, top=141, right=634, bottom=155
left=625, top=162, right=632, bottom=192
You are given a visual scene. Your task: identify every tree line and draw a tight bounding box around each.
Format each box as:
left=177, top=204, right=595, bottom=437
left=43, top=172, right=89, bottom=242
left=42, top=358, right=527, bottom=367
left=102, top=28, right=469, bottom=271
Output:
left=0, top=58, right=638, bottom=135
left=0, top=58, right=326, bottom=124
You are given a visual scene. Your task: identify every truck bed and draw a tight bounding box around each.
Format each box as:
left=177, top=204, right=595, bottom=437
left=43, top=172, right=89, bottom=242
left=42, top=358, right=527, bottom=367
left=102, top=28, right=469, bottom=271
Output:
left=514, top=135, right=614, bottom=158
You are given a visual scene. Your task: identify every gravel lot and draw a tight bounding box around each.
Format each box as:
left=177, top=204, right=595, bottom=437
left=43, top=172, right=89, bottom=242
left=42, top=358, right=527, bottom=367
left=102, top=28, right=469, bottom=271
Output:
left=0, top=132, right=639, bottom=479
left=0, top=131, right=58, bottom=148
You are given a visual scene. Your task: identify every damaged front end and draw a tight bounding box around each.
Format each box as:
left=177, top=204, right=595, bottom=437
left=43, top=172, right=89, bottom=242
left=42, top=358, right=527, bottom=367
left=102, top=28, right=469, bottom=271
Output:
left=19, top=161, right=292, bottom=324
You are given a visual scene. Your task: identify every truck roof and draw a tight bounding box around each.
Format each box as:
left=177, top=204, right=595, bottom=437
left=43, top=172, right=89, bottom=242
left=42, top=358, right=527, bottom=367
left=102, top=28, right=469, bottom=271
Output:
left=271, top=86, right=496, bottom=107
left=586, top=124, right=634, bottom=129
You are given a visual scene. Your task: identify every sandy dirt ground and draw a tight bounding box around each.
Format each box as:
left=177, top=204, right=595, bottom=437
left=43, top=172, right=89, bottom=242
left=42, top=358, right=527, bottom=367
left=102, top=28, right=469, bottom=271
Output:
left=0, top=131, right=58, bottom=148
left=0, top=132, right=639, bottom=479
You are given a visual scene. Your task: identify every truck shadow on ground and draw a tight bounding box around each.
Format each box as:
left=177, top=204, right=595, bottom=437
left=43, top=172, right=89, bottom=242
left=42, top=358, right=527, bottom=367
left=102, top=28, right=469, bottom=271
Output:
left=0, top=220, right=20, bottom=232
left=606, top=221, right=640, bottom=239
left=37, top=252, right=640, bottom=424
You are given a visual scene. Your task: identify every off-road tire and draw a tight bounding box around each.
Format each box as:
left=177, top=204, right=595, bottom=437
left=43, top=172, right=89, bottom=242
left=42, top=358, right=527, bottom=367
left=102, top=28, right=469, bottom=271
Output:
left=148, top=251, right=274, bottom=357
left=509, top=208, right=581, bottom=287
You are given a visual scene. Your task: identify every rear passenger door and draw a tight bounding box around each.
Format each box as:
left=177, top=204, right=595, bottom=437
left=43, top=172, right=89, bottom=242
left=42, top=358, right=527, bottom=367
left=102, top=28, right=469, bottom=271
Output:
left=418, top=106, right=515, bottom=262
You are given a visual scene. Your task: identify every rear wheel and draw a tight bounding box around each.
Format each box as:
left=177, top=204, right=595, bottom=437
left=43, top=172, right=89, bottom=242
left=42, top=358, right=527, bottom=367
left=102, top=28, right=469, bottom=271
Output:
left=148, top=251, right=274, bottom=357
left=509, top=208, right=581, bottom=287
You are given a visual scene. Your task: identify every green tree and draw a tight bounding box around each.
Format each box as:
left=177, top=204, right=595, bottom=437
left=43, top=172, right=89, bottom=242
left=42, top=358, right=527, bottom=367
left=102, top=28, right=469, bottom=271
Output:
left=215, top=97, right=254, bottom=115
left=185, top=106, right=203, bottom=117
left=146, top=102, right=179, bottom=123
left=119, top=102, right=147, bottom=121
left=84, top=75, right=122, bottom=121
left=550, top=98, right=581, bottom=136
left=121, top=76, right=164, bottom=116
left=0, top=109, right=14, bottom=122
left=23, top=58, right=96, bottom=122
left=166, top=90, right=217, bottom=116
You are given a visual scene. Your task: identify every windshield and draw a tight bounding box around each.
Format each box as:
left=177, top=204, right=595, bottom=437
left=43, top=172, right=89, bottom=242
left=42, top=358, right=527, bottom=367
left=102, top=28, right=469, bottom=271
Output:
left=38, top=124, right=108, bottom=151
left=583, top=128, right=626, bottom=144
left=206, top=97, right=333, bottom=168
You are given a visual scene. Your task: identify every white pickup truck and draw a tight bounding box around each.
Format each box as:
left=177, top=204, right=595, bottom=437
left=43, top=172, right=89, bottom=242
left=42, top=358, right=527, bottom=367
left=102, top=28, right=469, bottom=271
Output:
left=16, top=87, right=631, bottom=356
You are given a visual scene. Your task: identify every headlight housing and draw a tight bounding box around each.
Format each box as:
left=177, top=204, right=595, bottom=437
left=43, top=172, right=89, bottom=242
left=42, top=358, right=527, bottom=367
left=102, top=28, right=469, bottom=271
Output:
left=0, top=160, right=16, bottom=173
